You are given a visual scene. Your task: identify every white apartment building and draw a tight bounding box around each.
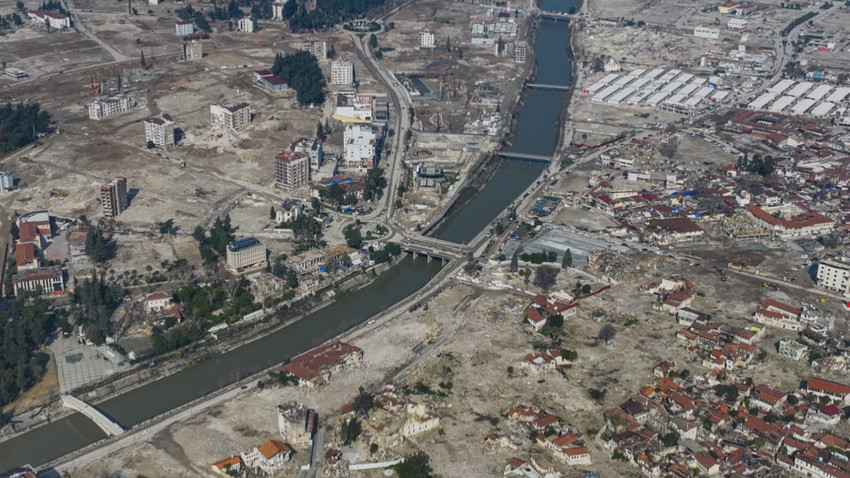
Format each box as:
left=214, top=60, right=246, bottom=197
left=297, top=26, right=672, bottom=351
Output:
left=694, top=26, right=720, bottom=39
left=148, top=0, right=161, bottom=5
left=330, top=59, right=354, bottom=85
left=288, top=137, right=323, bottom=169
left=342, top=124, right=377, bottom=171
left=271, top=1, right=283, bottom=20
left=89, top=96, right=134, bottom=120
left=334, top=91, right=373, bottom=122
left=301, top=40, right=328, bottom=60
left=144, top=113, right=175, bottom=148
left=226, top=237, right=267, bottom=270
left=210, top=102, right=251, bottom=131
left=175, top=20, right=194, bottom=36
left=275, top=151, right=310, bottom=189
left=419, top=30, right=435, bottom=48
left=237, top=17, right=255, bottom=32
left=817, top=259, right=850, bottom=295
left=28, top=10, right=70, bottom=29
left=514, top=41, right=527, bottom=63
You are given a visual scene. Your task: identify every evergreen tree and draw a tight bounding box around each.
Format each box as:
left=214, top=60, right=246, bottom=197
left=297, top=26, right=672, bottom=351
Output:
left=561, top=248, right=572, bottom=269
left=510, top=249, right=519, bottom=272
left=140, top=50, right=146, bottom=69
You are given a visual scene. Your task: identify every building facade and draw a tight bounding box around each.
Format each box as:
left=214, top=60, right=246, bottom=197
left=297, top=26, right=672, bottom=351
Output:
left=514, top=41, right=527, bottom=63
left=12, top=266, right=64, bottom=296
left=419, top=30, right=435, bottom=48
left=275, top=151, right=310, bottom=189
left=694, top=26, right=720, bottom=39
left=288, top=137, right=323, bottom=170
left=175, top=20, right=194, bottom=36
left=237, top=17, right=255, bottom=32
left=0, top=171, right=14, bottom=193
left=342, top=124, right=377, bottom=171
left=817, top=259, right=850, bottom=295
left=226, top=237, right=266, bottom=270
left=210, top=103, right=251, bottom=131
left=144, top=114, right=175, bottom=148
left=28, top=10, right=70, bottom=28
left=277, top=402, right=317, bottom=446
left=181, top=40, right=202, bottom=61
left=100, top=177, right=129, bottom=218
left=330, top=59, right=354, bottom=85
left=89, top=96, right=134, bottom=120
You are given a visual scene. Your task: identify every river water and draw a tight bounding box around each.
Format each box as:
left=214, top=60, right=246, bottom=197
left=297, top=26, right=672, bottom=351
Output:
left=432, top=17, right=573, bottom=244
left=0, top=0, right=576, bottom=470
left=0, top=257, right=442, bottom=470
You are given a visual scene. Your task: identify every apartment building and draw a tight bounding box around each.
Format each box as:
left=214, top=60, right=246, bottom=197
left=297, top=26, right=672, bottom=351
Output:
left=237, top=17, right=255, bottom=32
left=100, top=177, right=129, bottom=218
left=300, top=40, right=327, bottom=60
left=288, top=137, right=323, bottom=170
left=0, top=171, right=14, bottom=193
left=181, top=40, right=203, bottom=61
left=175, top=20, right=194, bottom=36
left=271, top=1, right=283, bottom=20
left=817, top=259, right=850, bottom=295
left=419, top=30, right=435, bottom=48
left=342, top=124, right=377, bottom=171
left=144, top=113, right=175, bottom=148
left=330, top=59, right=354, bottom=85
left=226, top=237, right=267, bottom=270
left=514, top=41, right=527, bottom=63
left=275, top=151, right=310, bottom=189
left=210, top=103, right=251, bottom=132
left=89, top=96, right=134, bottom=120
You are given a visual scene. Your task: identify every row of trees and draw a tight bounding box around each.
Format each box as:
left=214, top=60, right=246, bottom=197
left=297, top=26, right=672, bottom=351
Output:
left=0, top=103, right=51, bottom=155
left=85, top=227, right=114, bottom=263
left=0, top=294, right=55, bottom=410
left=285, top=0, right=386, bottom=31
left=72, top=271, right=125, bottom=345
left=271, top=51, right=326, bottom=106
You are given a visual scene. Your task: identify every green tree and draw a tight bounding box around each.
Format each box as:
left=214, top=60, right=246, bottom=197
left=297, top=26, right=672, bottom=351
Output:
left=369, top=33, right=378, bottom=49
left=140, top=50, right=146, bottom=69
left=270, top=206, right=276, bottom=219
left=393, top=452, right=433, bottom=478
left=146, top=140, right=155, bottom=149
left=344, top=224, right=362, bottom=249
left=271, top=51, right=326, bottom=106
left=561, top=248, right=572, bottom=268
left=157, top=219, right=174, bottom=234
left=533, top=265, right=559, bottom=292
left=353, top=386, right=372, bottom=415
left=363, top=167, right=388, bottom=202
left=340, top=417, right=362, bottom=445
left=84, top=227, right=112, bottom=263
left=510, top=250, right=519, bottom=272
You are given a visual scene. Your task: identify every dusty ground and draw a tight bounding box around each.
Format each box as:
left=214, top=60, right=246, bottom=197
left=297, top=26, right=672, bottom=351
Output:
left=1, top=353, right=59, bottom=415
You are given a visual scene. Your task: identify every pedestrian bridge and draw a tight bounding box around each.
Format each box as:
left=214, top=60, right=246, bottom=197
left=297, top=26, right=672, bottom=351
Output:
left=497, top=151, right=554, bottom=163
left=526, top=83, right=571, bottom=91
left=61, top=394, right=125, bottom=437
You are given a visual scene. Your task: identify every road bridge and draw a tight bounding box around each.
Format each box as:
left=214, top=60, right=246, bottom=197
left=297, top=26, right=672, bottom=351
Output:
left=539, top=11, right=573, bottom=22
left=526, top=83, right=571, bottom=91
left=497, top=151, right=553, bottom=163
left=61, top=395, right=124, bottom=437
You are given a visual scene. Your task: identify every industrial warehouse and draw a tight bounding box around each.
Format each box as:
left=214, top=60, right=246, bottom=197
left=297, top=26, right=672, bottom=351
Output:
left=581, top=68, right=730, bottom=116
left=747, top=79, right=850, bottom=118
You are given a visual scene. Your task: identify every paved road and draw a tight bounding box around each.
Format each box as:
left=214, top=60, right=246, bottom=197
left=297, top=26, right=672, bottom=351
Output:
left=64, top=0, right=128, bottom=62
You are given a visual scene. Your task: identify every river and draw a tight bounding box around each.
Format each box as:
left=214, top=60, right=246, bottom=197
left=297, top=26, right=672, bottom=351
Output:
left=0, top=0, right=577, bottom=469
left=431, top=4, right=574, bottom=244
left=0, top=256, right=442, bottom=470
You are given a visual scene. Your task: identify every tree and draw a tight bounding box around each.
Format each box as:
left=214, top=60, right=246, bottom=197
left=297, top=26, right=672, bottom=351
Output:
left=15, top=1, right=24, bottom=11
left=193, top=11, right=211, bottom=32
left=0, top=102, right=51, bottom=154
left=353, top=386, right=372, bottom=415
left=363, top=167, right=388, bottom=202
left=510, top=250, right=519, bottom=272
left=446, top=36, right=451, bottom=52
left=85, top=227, right=112, bottom=263
left=546, top=314, right=563, bottom=328
left=269, top=206, right=276, bottom=219
left=140, top=49, right=147, bottom=69
left=344, top=224, right=362, bottom=249
left=369, top=33, right=378, bottom=49
left=340, top=417, right=361, bottom=445
left=282, top=0, right=297, bottom=17
left=561, top=248, right=572, bottom=269
left=598, top=324, right=617, bottom=344
left=146, top=140, right=155, bottom=149
left=316, top=121, right=326, bottom=140
left=370, top=443, right=379, bottom=454
left=533, top=265, right=559, bottom=292
left=393, top=452, right=433, bottom=478
left=271, top=51, right=326, bottom=106
left=157, top=219, right=174, bottom=234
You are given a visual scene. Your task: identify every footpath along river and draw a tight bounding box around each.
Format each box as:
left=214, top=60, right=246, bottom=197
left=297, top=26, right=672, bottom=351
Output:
left=0, top=0, right=576, bottom=468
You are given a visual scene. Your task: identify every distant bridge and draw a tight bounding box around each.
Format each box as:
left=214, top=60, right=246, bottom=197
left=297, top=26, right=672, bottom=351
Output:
left=539, top=11, right=573, bottom=22
left=526, top=83, right=571, bottom=91
left=61, top=395, right=124, bottom=437
left=497, top=151, right=553, bottom=163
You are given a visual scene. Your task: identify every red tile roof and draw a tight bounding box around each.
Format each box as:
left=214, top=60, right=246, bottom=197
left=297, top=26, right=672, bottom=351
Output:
left=761, top=298, right=801, bottom=316
left=15, top=243, right=36, bottom=267
left=807, top=377, right=850, bottom=397
left=257, top=440, right=291, bottom=459
left=282, top=340, right=361, bottom=382
left=18, top=222, right=38, bottom=243
left=746, top=204, right=834, bottom=230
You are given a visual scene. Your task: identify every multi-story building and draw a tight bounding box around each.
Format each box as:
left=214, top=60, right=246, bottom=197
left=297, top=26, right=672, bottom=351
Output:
left=100, top=177, right=129, bottom=218
left=237, top=17, right=255, bottom=32
left=175, top=20, right=194, bottom=36
left=274, top=151, right=310, bottom=189
left=28, top=10, right=70, bottom=29
left=226, top=237, right=267, bottom=270
left=514, top=41, right=527, bottom=63
left=0, top=171, right=14, bottom=193
left=271, top=1, right=283, bottom=20
left=210, top=103, right=251, bottom=132
left=281, top=340, right=363, bottom=387
left=12, top=266, right=64, bottom=296
left=300, top=40, right=327, bottom=60
left=693, top=26, right=720, bottom=39
left=144, top=113, right=175, bottom=148
left=277, top=402, right=318, bottom=446
left=817, top=259, right=850, bottom=295
left=181, top=40, right=202, bottom=61
left=342, top=124, right=377, bottom=171
left=330, top=59, right=354, bottom=85
left=288, top=137, right=323, bottom=170
left=334, top=91, right=374, bottom=122
left=88, top=96, right=134, bottom=120
left=419, top=30, right=435, bottom=48
left=240, top=440, right=292, bottom=475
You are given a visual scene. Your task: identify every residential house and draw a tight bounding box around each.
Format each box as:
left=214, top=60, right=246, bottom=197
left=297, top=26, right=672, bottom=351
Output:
left=211, top=456, right=243, bottom=477
left=778, top=339, right=808, bottom=361
left=144, top=292, right=173, bottom=314
left=753, top=298, right=802, bottom=331
left=240, top=440, right=292, bottom=475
